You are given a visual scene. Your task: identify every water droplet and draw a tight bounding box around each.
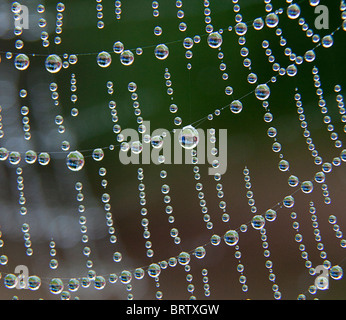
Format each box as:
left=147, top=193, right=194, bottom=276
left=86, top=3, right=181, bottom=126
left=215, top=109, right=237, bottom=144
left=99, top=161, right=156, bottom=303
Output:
left=178, top=252, right=190, bottom=265
left=9, top=151, right=21, bottom=165
left=253, top=17, right=264, bottom=30
left=194, top=246, right=206, bottom=259
left=314, top=171, right=325, bottom=183
left=265, top=209, right=277, bottom=222
left=265, top=13, right=279, bottom=28
left=154, top=44, right=169, bottom=60
left=92, top=148, right=104, bottom=161
left=235, top=22, right=247, bottom=36
left=27, top=276, right=41, bottom=291
left=120, top=270, right=132, bottom=284
left=322, top=35, right=333, bottom=48
left=207, top=32, right=222, bottom=48
left=66, top=151, right=85, bottom=171
left=147, top=263, right=161, bottom=278
left=131, top=141, right=143, bottom=154
left=286, top=64, right=297, bottom=77
left=287, top=4, right=301, bottom=19
left=0, top=147, right=9, bottom=161
left=94, top=276, right=106, bottom=290
left=14, top=54, right=30, bottom=70
left=179, top=125, right=199, bottom=149
left=97, top=51, right=112, bottom=68
left=278, top=159, right=289, bottom=171
left=4, top=274, right=18, bottom=288
left=330, top=265, right=343, bottom=280
left=45, top=54, right=62, bottom=73
left=151, top=135, right=163, bottom=148
left=38, top=152, right=50, bottom=166
left=251, top=215, right=265, bottom=229
left=301, top=181, right=313, bottom=194
left=134, top=268, right=145, bottom=279
left=255, top=84, right=270, bottom=100
left=230, top=100, right=243, bottom=114
left=120, top=50, right=134, bottom=66
left=304, top=50, right=316, bottom=62
left=288, top=175, right=299, bottom=187
left=49, top=278, right=64, bottom=294
left=68, top=278, right=80, bottom=292
left=283, top=195, right=295, bottom=208
left=224, top=230, right=239, bottom=246
left=113, top=41, right=124, bottom=54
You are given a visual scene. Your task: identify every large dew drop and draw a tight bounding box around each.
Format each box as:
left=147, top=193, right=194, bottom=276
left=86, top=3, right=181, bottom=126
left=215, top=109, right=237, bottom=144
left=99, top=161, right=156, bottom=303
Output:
left=255, top=84, right=271, bottom=100
left=120, top=50, right=134, bottom=66
left=287, top=4, right=301, bottom=19
left=224, top=230, right=239, bottom=246
left=154, top=44, right=169, bottom=60
left=45, top=54, right=62, bottom=73
left=14, top=54, right=30, bottom=70
left=230, top=100, right=243, bottom=114
left=66, top=150, right=85, bottom=171
left=113, top=41, right=124, bottom=54
left=330, top=265, right=343, bottom=280
left=49, top=278, right=64, bottom=294
left=147, top=263, right=161, bottom=278
left=265, top=13, right=279, bottom=28
left=27, top=276, right=41, bottom=291
left=207, top=32, right=223, bottom=49
left=178, top=125, right=199, bottom=149
left=301, top=181, right=313, bottom=194
left=251, top=215, right=265, bottom=230
left=97, top=51, right=112, bottom=68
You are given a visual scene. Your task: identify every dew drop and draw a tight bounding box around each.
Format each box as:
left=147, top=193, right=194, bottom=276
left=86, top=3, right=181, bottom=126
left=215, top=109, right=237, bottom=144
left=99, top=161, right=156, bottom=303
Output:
left=178, top=252, right=190, bottom=265
left=301, top=181, right=314, bottom=194
left=120, top=50, right=134, bottom=66
left=0, top=147, right=9, bottom=161
left=97, top=51, right=112, bottom=68
left=45, top=54, right=63, bottom=73
left=38, top=152, right=50, bottom=166
left=66, top=151, right=85, bottom=171
left=178, top=125, right=199, bottom=149
left=207, top=32, right=223, bottom=48
left=230, top=100, right=243, bottom=114
left=265, top=209, right=277, bottom=222
left=154, top=44, right=169, bottom=60
left=322, top=35, right=333, bottom=48
left=131, top=141, right=143, bottom=154
left=330, top=265, right=343, bottom=280
left=4, top=274, right=17, bottom=288
left=27, top=276, right=41, bottom=291
left=49, top=278, right=64, bottom=294
left=14, top=54, right=30, bottom=70
left=251, top=215, right=265, bottom=229
left=113, top=41, right=124, bottom=54
left=9, top=151, right=21, bottom=165
left=265, top=13, right=279, bottom=28
left=283, top=195, right=295, bottom=208
left=147, top=263, right=161, bottom=278
left=94, top=276, right=106, bottom=290
left=287, top=4, right=301, bottom=19
left=120, top=270, right=132, bottom=284
left=255, top=84, right=271, bottom=100
left=235, top=22, right=247, bottom=36
left=92, top=148, right=104, bottom=161
left=194, top=246, right=206, bottom=259
left=224, top=230, right=239, bottom=246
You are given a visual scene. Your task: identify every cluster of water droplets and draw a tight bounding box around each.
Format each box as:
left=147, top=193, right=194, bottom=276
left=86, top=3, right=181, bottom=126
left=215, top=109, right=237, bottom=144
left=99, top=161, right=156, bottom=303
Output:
left=0, top=0, right=346, bottom=300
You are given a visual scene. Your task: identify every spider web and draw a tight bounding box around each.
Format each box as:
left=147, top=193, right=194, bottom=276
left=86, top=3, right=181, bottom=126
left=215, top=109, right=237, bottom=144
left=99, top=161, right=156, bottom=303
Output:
left=0, top=0, right=345, bottom=300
